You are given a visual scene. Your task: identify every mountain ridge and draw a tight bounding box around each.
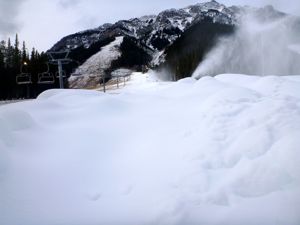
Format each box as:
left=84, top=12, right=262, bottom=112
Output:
left=50, top=0, right=236, bottom=52
left=48, top=1, right=289, bottom=88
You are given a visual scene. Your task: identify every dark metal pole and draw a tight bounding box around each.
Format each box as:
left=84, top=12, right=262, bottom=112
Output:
left=103, top=75, right=106, bottom=93
left=58, top=60, right=64, bottom=89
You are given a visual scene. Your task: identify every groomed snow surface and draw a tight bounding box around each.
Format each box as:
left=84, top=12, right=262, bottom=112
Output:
left=1, top=73, right=300, bottom=225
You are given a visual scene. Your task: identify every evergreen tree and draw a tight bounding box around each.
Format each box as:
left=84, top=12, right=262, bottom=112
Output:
left=14, top=34, right=20, bottom=55
left=164, top=21, right=235, bottom=79
left=0, top=36, right=56, bottom=100
left=13, top=34, right=21, bottom=71
left=0, top=40, right=5, bottom=69
left=6, top=38, right=14, bottom=68
left=30, top=47, right=36, bottom=62
left=22, top=41, right=28, bottom=63
left=0, top=41, right=5, bottom=99
left=0, top=51, right=4, bottom=71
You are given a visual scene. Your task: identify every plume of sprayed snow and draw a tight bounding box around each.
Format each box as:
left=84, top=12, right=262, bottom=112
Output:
left=192, top=8, right=300, bottom=78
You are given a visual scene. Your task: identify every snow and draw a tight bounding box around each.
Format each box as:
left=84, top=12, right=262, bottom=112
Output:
left=151, top=50, right=166, bottom=66
left=0, top=99, right=31, bottom=106
left=1, top=73, right=300, bottom=225
left=68, top=36, right=124, bottom=89
left=111, top=68, right=133, bottom=77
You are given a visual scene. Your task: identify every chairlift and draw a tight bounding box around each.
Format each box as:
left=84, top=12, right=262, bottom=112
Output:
left=47, top=51, right=71, bottom=89
left=38, top=72, right=55, bottom=84
left=38, top=63, right=55, bottom=84
left=16, top=62, right=32, bottom=85
left=111, top=68, right=132, bottom=88
left=48, top=51, right=70, bottom=62
left=55, top=70, right=67, bottom=78
left=16, top=73, right=32, bottom=85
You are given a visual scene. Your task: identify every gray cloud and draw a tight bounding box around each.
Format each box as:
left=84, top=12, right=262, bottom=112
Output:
left=0, top=0, right=25, bottom=37
left=11, top=0, right=300, bottom=51
left=58, top=0, right=80, bottom=9
left=220, top=0, right=300, bottom=16
left=260, top=0, right=300, bottom=16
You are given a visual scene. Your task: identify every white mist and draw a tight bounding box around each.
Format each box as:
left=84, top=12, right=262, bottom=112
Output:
left=192, top=7, right=300, bottom=78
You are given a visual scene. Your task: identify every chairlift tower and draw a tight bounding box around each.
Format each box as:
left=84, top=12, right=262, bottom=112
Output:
left=47, top=51, right=72, bottom=89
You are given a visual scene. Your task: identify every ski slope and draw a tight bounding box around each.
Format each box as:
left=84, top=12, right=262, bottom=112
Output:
left=68, top=36, right=124, bottom=89
left=0, top=73, right=300, bottom=225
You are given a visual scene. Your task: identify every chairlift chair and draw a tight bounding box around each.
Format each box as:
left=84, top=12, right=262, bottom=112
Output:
left=38, top=72, right=55, bottom=84
left=111, top=69, right=132, bottom=88
left=38, top=63, right=55, bottom=84
left=16, top=73, right=32, bottom=85
left=16, top=61, right=32, bottom=85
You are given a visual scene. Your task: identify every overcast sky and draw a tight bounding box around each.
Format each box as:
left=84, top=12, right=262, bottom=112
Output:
left=0, top=0, right=299, bottom=51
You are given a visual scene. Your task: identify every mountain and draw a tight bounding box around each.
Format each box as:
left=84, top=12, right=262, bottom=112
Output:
left=49, top=0, right=288, bottom=88
left=51, top=0, right=235, bottom=52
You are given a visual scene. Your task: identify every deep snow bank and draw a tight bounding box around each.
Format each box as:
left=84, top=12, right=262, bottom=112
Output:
left=0, top=74, right=300, bottom=225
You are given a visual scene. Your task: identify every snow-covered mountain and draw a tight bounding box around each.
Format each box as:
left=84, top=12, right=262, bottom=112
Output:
left=51, top=0, right=235, bottom=52
left=49, top=0, right=289, bottom=88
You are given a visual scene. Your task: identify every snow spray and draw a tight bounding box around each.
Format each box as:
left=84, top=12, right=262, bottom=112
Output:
left=192, top=7, right=300, bottom=78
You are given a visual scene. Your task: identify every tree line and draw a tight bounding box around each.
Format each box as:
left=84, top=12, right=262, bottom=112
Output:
left=0, top=34, right=60, bottom=100
left=163, top=18, right=235, bottom=80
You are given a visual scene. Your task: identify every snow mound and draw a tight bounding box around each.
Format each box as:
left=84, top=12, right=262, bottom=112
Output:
left=0, top=74, right=300, bottom=225
left=37, top=88, right=103, bottom=100
left=0, top=108, right=36, bottom=131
